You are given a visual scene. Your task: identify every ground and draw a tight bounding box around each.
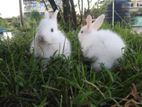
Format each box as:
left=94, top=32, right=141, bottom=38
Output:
left=0, top=24, right=142, bottom=107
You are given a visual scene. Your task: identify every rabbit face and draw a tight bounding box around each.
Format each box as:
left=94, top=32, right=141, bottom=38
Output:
left=79, top=26, right=91, bottom=36
left=36, top=10, right=59, bottom=44
left=78, top=14, right=105, bottom=40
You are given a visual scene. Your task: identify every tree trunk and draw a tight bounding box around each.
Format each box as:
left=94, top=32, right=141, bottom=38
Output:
left=48, top=0, right=58, bottom=11
left=78, top=0, right=83, bottom=25
left=62, top=0, right=71, bottom=22
left=19, top=0, right=23, bottom=26
left=42, top=0, right=48, bottom=11
left=70, top=0, right=77, bottom=29
left=87, top=0, right=90, bottom=10
left=62, top=0, right=77, bottom=30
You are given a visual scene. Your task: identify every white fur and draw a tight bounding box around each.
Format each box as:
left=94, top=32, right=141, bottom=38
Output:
left=78, top=14, right=126, bottom=71
left=30, top=11, right=71, bottom=59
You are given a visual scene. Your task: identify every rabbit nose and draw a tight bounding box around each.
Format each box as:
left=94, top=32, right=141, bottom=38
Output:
left=38, top=36, right=45, bottom=42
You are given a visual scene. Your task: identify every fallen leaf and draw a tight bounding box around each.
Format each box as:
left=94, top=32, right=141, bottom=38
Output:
left=124, top=99, right=136, bottom=107
left=130, top=83, right=141, bottom=101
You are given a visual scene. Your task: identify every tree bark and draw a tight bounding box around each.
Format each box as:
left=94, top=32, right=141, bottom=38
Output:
left=62, top=0, right=77, bottom=30
left=48, top=0, right=58, bottom=11
left=19, top=0, right=23, bottom=26
left=42, top=0, right=48, bottom=11
left=78, top=0, right=83, bottom=25
left=70, top=0, right=77, bottom=29
left=62, top=0, right=71, bottom=30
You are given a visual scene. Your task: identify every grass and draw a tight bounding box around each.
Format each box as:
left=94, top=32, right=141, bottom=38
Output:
left=0, top=24, right=142, bottom=107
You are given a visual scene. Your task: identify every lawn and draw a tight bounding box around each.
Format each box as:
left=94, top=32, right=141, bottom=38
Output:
left=0, top=24, right=142, bottom=107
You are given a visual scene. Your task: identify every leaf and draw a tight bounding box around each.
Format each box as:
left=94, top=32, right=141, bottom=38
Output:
left=73, top=91, right=94, bottom=105
left=130, top=83, right=141, bottom=101
left=36, top=0, right=40, bottom=3
left=124, top=99, right=136, bottom=107
left=111, top=105, right=117, bottom=107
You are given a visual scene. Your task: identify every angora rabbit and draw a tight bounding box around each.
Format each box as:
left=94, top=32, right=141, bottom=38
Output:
left=31, top=10, right=71, bottom=59
left=78, top=14, right=126, bottom=71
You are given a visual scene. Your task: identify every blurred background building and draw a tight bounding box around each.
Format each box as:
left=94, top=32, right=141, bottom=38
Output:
left=128, top=0, right=142, bottom=33
left=23, top=0, right=49, bottom=15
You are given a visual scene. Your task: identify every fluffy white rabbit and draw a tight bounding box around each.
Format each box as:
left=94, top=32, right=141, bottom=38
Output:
left=78, top=14, right=126, bottom=71
left=30, top=10, right=71, bottom=59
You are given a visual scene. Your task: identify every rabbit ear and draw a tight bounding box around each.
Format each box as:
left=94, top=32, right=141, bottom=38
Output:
left=54, top=9, right=59, bottom=17
left=86, top=15, right=93, bottom=29
left=44, top=10, right=58, bottom=19
left=92, top=14, right=105, bottom=30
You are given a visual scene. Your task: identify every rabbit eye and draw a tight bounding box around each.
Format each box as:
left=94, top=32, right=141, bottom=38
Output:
left=51, top=28, right=54, bottom=32
left=81, top=30, right=83, bottom=33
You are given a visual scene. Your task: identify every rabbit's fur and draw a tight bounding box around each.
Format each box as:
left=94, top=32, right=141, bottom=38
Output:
left=31, top=10, right=71, bottom=59
left=78, top=14, right=126, bottom=71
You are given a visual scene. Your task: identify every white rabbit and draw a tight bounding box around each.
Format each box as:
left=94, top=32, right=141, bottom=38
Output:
left=78, top=14, right=126, bottom=71
left=30, top=10, right=71, bottom=59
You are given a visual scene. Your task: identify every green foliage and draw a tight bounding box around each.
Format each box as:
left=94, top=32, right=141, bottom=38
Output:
left=24, top=11, right=42, bottom=30
left=30, top=11, right=42, bottom=23
left=0, top=24, right=142, bottom=107
left=91, top=0, right=111, bottom=18
left=0, top=17, right=8, bottom=27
